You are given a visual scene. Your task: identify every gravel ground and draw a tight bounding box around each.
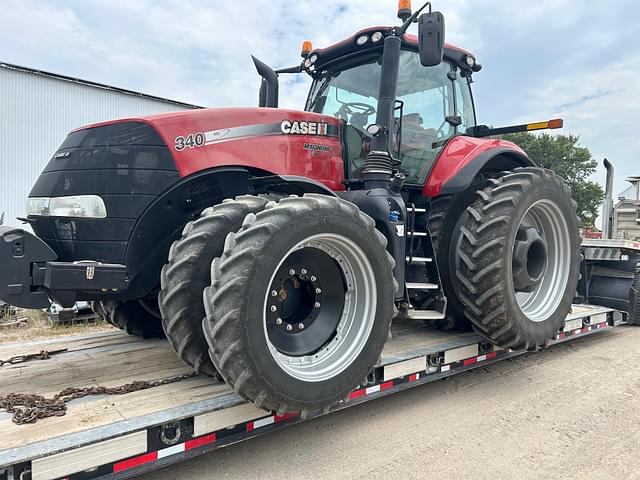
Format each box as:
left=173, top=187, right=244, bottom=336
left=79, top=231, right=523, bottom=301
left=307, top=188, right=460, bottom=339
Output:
left=142, top=326, right=640, bottom=480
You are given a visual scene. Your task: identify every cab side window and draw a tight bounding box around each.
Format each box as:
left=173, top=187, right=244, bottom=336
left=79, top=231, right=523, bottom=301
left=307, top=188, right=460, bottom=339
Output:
left=454, top=74, right=476, bottom=134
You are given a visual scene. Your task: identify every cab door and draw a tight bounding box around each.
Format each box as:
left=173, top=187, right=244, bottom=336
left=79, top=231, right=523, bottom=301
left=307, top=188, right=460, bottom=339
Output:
left=395, top=50, right=474, bottom=185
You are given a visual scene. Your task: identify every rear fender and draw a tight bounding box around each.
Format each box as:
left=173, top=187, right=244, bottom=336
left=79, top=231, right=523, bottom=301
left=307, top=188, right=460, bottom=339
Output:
left=424, top=136, right=533, bottom=197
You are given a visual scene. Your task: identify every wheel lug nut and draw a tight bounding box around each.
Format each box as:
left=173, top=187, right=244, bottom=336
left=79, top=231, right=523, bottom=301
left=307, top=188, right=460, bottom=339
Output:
left=301, top=268, right=308, bottom=275
left=276, top=318, right=283, bottom=325
left=310, top=275, right=316, bottom=282
left=271, top=290, right=278, bottom=297
left=270, top=305, right=277, bottom=312
left=314, top=301, right=321, bottom=308
left=289, top=268, right=296, bottom=275
left=298, top=323, right=305, bottom=330
left=286, top=324, right=293, bottom=331
left=315, top=288, right=321, bottom=294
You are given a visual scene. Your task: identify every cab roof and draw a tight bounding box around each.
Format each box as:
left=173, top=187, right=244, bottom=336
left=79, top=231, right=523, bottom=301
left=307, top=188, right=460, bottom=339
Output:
left=305, top=26, right=478, bottom=76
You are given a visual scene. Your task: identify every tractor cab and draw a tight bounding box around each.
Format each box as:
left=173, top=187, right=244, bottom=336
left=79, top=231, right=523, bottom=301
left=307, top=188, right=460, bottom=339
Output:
left=303, top=27, right=479, bottom=185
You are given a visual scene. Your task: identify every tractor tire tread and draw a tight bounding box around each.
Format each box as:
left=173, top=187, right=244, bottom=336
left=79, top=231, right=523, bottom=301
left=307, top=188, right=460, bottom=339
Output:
left=159, top=195, right=271, bottom=377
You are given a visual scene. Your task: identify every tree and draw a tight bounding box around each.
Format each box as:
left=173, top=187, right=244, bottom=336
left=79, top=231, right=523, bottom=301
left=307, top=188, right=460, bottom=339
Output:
left=502, top=132, right=604, bottom=227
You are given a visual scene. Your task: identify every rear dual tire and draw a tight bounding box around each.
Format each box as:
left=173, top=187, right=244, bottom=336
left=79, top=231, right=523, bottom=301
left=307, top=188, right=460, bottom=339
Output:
left=427, top=194, right=475, bottom=331
left=455, top=168, right=580, bottom=350
left=202, top=195, right=397, bottom=416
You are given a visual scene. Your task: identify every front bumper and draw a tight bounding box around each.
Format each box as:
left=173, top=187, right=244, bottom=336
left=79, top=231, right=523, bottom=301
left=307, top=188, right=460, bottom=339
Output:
left=0, top=226, right=128, bottom=308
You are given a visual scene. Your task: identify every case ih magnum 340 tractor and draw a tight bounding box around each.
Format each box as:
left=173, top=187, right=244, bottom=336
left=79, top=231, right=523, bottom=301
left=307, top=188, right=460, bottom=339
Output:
left=0, top=2, right=581, bottom=415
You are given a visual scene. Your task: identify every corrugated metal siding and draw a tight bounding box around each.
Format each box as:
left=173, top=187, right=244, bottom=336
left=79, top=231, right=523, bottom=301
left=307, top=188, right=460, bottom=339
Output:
left=0, top=66, right=194, bottom=227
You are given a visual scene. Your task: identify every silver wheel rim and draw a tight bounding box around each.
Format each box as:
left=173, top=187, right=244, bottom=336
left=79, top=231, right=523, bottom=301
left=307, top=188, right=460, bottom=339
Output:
left=263, top=233, right=377, bottom=382
left=513, top=199, right=572, bottom=322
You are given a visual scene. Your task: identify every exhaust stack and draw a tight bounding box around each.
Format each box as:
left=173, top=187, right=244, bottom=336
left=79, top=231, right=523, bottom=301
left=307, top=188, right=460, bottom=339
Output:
left=602, top=159, right=614, bottom=239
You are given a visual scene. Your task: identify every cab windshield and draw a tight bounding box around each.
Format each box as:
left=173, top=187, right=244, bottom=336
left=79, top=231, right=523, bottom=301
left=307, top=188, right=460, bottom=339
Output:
left=306, top=49, right=475, bottom=184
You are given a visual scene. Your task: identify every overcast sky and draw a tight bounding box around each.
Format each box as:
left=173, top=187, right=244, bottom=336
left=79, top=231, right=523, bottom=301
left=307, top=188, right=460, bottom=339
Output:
left=1, top=0, right=638, bottom=197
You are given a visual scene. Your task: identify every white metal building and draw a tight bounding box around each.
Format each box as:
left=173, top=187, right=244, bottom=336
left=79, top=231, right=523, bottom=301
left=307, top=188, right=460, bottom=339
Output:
left=0, top=62, right=200, bottom=227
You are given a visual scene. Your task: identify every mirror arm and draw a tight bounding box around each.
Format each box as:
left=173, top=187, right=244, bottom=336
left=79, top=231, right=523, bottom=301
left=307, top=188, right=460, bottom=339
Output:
left=398, top=1, right=431, bottom=35
left=275, top=65, right=303, bottom=74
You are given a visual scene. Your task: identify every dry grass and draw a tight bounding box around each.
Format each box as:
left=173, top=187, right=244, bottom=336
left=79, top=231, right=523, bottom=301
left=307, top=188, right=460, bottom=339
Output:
left=0, top=308, right=117, bottom=344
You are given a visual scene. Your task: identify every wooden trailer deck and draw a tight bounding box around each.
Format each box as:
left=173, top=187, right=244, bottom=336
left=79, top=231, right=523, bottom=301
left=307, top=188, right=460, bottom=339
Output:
left=0, top=324, right=476, bottom=454
left=0, top=304, right=617, bottom=479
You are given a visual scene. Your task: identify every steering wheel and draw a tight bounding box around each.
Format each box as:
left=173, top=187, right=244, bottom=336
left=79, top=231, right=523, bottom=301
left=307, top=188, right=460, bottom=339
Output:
left=337, top=102, right=376, bottom=121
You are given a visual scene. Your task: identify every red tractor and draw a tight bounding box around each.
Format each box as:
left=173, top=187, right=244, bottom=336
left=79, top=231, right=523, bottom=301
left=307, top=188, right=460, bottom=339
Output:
left=0, top=2, right=579, bottom=415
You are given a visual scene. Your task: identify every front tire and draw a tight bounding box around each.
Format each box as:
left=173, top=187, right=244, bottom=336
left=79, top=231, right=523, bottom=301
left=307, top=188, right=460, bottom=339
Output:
left=202, top=195, right=397, bottom=416
left=159, top=195, right=271, bottom=377
left=455, top=168, right=580, bottom=350
left=103, top=297, right=165, bottom=338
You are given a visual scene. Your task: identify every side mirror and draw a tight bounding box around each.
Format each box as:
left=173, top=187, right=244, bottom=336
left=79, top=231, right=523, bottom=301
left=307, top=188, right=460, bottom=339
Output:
left=418, top=11, right=445, bottom=67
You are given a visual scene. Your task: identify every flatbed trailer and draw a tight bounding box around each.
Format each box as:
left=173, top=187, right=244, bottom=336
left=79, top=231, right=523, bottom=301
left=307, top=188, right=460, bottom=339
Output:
left=0, top=303, right=623, bottom=480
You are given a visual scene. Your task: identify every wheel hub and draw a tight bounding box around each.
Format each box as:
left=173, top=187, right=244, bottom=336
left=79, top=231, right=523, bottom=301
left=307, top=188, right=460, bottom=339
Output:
left=512, top=226, right=548, bottom=292
left=512, top=199, right=572, bottom=323
left=265, top=248, right=345, bottom=356
left=267, top=265, right=322, bottom=334
left=262, top=232, right=378, bottom=382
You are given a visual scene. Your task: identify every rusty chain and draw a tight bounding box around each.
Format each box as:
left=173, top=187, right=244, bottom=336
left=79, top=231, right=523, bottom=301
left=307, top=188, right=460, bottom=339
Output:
left=0, top=372, right=198, bottom=425
left=0, top=348, right=68, bottom=366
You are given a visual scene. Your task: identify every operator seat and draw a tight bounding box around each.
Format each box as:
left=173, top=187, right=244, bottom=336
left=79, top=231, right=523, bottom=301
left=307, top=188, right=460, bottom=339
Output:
left=399, top=113, right=437, bottom=181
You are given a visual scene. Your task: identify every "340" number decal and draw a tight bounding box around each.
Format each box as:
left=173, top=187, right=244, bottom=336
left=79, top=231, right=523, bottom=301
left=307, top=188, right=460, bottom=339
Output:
left=175, top=132, right=205, bottom=151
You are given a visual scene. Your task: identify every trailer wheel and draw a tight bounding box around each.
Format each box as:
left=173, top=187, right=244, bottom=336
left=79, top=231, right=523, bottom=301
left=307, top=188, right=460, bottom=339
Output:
left=159, top=195, right=271, bottom=377
left=427, top=194, right=474, bottom=331
left=455, top=167, right=580, bottom=350
left=101, top=297, right=165, bottom=338
left=203, top=195, right=397, bottom=415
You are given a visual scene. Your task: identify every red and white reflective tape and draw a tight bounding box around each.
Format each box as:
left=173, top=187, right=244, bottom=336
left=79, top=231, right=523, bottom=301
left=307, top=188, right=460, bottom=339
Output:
left=246, top=412, right=297, bottom=432
left=113, top=434, right=216, bottom=473
left=348, top=380, right=394, bottom=401
left=441, top=350, right=498, bottom=372
left=112, top=411, right=302, bottom=474
left=555, top=322, right=608, bottom=340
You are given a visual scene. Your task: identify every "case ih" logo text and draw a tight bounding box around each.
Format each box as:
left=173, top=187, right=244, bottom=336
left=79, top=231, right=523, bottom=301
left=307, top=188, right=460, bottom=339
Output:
left=280, top=120, right=328, bottom=136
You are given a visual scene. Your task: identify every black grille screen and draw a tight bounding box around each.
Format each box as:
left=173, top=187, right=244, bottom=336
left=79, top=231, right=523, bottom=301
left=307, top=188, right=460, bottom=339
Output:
left=186, top=176, right=223, bottom=207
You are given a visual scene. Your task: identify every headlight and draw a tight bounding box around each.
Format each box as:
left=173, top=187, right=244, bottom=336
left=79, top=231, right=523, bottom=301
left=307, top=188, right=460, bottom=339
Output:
left=27, top=195, right=107, bottom=218
left=371, top=31, right=384, bottom=43
left=465, top=55, right=476, bottom=68
left=356, top=35, right=369, bottom=46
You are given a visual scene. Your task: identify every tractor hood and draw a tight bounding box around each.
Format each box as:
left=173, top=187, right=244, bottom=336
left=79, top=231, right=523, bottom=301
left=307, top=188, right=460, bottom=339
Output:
left=27, top=107, right=345, bottom=266
left=80, top=107, right=346, bottom=191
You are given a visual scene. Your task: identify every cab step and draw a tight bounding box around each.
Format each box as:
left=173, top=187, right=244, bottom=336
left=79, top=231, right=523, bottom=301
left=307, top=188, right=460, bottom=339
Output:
left=406, top=309, right=447, bottom=320
left=405, top=256, right=433, bottom=264
left=406, top=282, right=439, bottom=290
left=407, top=207, right=427, bottom=214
